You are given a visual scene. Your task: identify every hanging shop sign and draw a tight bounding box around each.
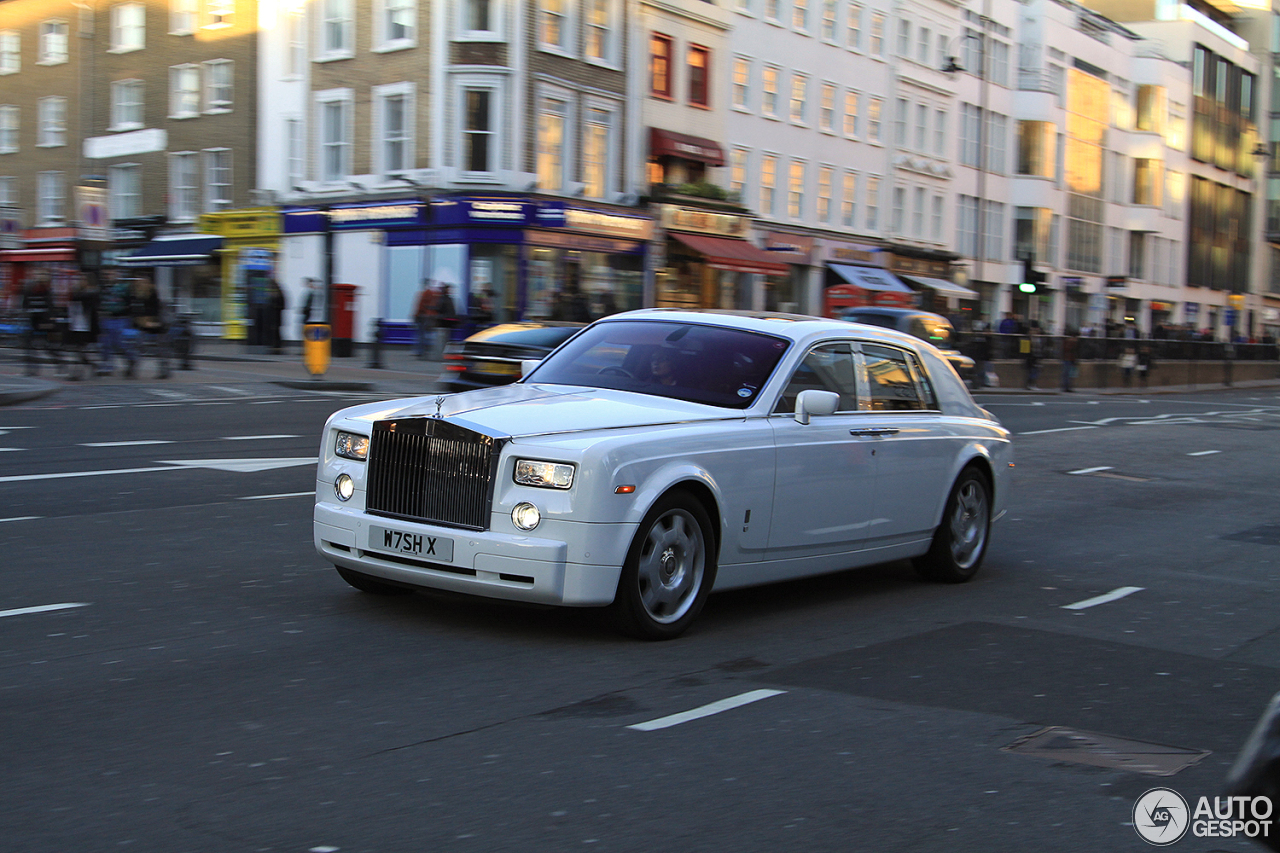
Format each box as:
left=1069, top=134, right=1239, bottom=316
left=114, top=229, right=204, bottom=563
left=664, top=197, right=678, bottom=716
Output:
left=658, top=204, right=748, bottom=238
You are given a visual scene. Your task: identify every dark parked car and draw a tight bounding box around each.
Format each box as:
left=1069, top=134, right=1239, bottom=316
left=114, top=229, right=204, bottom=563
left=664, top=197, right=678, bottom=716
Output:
left=440, top=322, right=584, bottom=392
left=841, top=307, right=976, bottom=384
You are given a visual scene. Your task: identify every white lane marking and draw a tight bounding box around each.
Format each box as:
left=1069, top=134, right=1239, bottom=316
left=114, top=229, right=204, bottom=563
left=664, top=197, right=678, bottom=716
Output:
left=81, top=440, right=176, bottom=447
left=627, top=689, right=787, bottom=731
left=1019, top=426, right=1099, bottom=436
left=221, top=435, right=299, bottom=441
left=0, top=466, right=178, bottom=483
left=0, top=448, right=24, bottom=452
left=159, top=457, right=315, bottom=473
left=0, top=457, right=315, bottom=483
left=1188, top=450, right=1222, bottom=457
left=239, top=491, right=314, bottom=501
left=1062, top=586, right=1145, bottom=610
left=0, top=516, right=41, bottom=523
left=209, top=386, right=254, bottom=396
left=0, top=602, right=89, bottom=619
left=1068, top=466, right=1113, bottom=475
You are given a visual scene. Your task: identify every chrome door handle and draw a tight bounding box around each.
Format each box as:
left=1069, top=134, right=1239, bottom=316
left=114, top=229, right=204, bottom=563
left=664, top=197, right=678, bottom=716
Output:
left=850, top=427, right=900, bottom=437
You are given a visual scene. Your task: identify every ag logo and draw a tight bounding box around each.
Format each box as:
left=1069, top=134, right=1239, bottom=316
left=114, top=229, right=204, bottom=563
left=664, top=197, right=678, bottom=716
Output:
left=1134, top=787, right=1190, bottom=845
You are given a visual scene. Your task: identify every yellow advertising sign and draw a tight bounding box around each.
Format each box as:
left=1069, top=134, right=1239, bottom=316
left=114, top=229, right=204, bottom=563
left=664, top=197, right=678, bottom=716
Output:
left=304, top=324, right=331, bottom=376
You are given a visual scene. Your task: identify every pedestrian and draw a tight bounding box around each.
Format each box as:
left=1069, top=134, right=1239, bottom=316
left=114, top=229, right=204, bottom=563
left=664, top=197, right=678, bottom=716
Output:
left=99, top=269, right=138, bottom=377
left=131, top=275, right=170, bottom=379
left=299, top=278, right=322, bottom=326
left=435, top=284, right=458, bottom=357
left=412, top=279, right=438, bottom=360
left=1060, top=327, right=1079, bottom=393
left=65, top=273, right=101, bottom=381
left=268, top=278, right=286, bottom=354
left=21, top=271, right=60, bottom=376
left=1021, top=326, right=1041, bottom=391
left=1137, top=343, right=1155, bottom=388
left=1118, top=346, right=1137, bottom=387
left=970, top=331, right=992, bottom=390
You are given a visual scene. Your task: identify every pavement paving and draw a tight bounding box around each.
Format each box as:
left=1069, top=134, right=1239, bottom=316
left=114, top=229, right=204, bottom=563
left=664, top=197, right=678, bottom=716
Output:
left=1, top=337, right=1277, bottom=407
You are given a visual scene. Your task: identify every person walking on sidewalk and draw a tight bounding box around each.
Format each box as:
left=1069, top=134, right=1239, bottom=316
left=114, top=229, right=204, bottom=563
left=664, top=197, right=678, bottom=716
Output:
left=21, top=271, right=61, bottom=376
left=1060, top=328, right=1079, bottom=392
left=412, top=280, right=438, bottom=360
left=65, top=273, right=101, bottom=381
left=435, top=285, right=458, bottom=358
left=1021, top=325, right=1042, bottom=390
left=131, top=275, right=170, bottom=379
left=99, top=270, right=138, bottom=377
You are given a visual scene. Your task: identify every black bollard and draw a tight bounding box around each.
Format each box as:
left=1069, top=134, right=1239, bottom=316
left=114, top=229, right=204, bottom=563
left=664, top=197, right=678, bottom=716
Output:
left=368, top=317, right=384, bottom=369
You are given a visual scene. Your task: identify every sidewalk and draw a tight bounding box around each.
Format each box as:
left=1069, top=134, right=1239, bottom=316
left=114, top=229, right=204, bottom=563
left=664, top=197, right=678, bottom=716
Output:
left=2, top=338, right=1277, bottom=407
left=0, top=337, right=449, bottom=406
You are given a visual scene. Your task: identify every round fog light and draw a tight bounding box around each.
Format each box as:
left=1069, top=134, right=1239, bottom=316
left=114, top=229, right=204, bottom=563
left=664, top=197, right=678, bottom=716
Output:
left=512, top=501, right=541, bottom=531
left=335, top=473, right=354, bottom=501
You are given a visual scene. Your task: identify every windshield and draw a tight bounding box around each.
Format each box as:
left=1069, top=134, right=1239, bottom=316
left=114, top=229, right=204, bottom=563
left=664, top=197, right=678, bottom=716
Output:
left=524, top=320, right=792, bottom=409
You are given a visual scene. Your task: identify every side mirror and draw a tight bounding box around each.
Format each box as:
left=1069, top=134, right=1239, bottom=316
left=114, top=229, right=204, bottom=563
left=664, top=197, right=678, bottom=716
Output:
left=795, top=389, right=840, bottom=425
left=520, top=359, right=541, bottom=380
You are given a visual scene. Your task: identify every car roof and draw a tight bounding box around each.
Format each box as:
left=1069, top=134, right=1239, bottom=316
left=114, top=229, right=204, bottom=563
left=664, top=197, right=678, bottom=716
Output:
left=844, top=306, right=945, bottom=321
left=602, top=308, right=930, bottom=352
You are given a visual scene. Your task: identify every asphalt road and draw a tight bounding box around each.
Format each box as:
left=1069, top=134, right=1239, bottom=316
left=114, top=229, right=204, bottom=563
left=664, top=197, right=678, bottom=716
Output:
left=2, top=380, right=1278, bottom=852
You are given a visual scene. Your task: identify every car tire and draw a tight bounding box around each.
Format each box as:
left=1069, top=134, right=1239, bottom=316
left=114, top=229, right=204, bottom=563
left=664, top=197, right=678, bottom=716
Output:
left=336, top=566, right=411, bottom=595
left=913, top=466, right=991, bottom=584
left=611, top=491, right=717, bottom=640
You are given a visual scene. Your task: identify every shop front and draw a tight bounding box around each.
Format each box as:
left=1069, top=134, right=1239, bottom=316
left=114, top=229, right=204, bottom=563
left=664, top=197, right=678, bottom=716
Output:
left=656, top=204, right=787, bottom=310
left=0, top=227, right=81, bottom=309
left=820, top=241, right=912, bottom=316
left=281, top=195, right=653, bottom=346
left=118, top=232, right=224, bottom=333
left=198, top=209, right=283, bottom=341
left=760, top=231, right=815, bottom=314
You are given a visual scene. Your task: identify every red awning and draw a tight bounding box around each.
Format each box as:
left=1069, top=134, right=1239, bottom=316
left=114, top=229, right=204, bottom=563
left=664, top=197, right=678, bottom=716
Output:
left=0, top=247, right=76, bottom=262
left=670, top=232, right=790, bottom=275
left=649, top=128, right=725, bottom=166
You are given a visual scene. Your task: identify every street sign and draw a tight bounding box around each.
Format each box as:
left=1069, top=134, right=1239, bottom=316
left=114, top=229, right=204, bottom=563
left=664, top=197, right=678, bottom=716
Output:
left=77, top=186, right=109, bottom=241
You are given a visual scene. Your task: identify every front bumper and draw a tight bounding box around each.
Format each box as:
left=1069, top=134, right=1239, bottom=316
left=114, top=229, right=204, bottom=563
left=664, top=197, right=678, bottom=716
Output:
left=314, top=498, right=631, bottom=607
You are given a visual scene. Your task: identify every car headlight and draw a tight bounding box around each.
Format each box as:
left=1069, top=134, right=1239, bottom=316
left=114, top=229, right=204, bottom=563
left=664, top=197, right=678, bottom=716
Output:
left=335, top=431, right=369, bottom=461
left=514, top=459, right=575, bottom=489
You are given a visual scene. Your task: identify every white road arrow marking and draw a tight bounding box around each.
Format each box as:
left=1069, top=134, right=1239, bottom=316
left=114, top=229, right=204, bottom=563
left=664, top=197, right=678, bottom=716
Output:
left=158, top=458, right=315, bottom=473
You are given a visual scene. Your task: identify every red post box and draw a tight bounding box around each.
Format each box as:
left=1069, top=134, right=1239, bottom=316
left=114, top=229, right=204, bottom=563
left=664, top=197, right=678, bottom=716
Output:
left=331, top=283, right=358, bottom=358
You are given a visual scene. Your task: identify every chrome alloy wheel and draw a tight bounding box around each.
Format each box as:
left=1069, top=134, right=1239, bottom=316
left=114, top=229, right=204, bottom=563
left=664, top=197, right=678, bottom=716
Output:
left=636, top=508, right=706, bottom=624
left=949, top=478, right=990, bottom=570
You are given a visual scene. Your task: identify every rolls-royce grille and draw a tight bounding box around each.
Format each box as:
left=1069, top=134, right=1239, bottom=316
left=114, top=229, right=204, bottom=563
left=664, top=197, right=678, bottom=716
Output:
left=366, top=418, right=501, bottom=530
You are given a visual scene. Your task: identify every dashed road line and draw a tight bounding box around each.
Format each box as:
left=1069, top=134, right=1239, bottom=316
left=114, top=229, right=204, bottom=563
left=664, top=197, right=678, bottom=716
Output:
left=81, top=440, right=175, bottom=447
left=239, top=491, right=313, bottom=501
left=1068, top=466, right=1113, bottom=475
left=0, top=602, right=89, bottom=619
left=1062, top=586, right=1144, bottom=610
left=221, top=434, right=299, bottom=441
left=1188, top=450, right=1222, bottom=456
left=0, top=516, right=41, bottom=523
left=1019, top=426, right=1099, bottom=435
left=627, top=689, right=787, bottom=731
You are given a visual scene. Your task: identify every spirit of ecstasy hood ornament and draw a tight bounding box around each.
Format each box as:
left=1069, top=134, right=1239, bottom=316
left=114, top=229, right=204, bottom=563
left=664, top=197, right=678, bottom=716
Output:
left=433, top=395, right=445, bottom=418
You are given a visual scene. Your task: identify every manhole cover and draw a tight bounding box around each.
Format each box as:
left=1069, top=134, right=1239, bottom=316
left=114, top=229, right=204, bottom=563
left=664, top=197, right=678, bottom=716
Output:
left=1003, top=726, right=1210, bottom=776
left=1222, top=524, right=1280, bottom=547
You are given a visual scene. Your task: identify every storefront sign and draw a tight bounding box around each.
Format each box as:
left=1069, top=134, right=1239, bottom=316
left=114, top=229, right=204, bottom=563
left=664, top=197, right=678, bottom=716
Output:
left=526, top=230, right=642, bottom=254
left=888, top=255, right=950, bottom=277
left=329, top=202, right=425, bottom=230
left=565, top=208, right=654, bottom=240
left=1061, top=276, right=1084, bottom=290
left=83, top=128, right=167, bottom=160
left=1184, top=302, right=1200, bottom=319
left=76, top=188, right=109, bottom=242
left=827, top=244, right=880, bottom=264
left=200, top=209, right=282, bottom=238
left=0, top=206, right=20, bottom=250
left=432, top=197, right=533, bottom=226
left=763, top=232, right=814, bottom=262
left=1106, top=275, right=1127, bottom=288
left=658, top=204, right=747, bottom=238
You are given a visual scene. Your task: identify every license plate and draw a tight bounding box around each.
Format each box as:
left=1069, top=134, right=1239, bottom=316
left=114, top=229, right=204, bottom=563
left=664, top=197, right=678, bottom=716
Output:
left=369, top=526, right=453, bottom=562
left=475, top=361, right=520, bottom=376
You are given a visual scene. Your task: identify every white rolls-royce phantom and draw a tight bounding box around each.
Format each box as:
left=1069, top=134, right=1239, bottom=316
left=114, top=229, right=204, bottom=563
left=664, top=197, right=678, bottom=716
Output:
left=314, top=309, right=1012, bottom=639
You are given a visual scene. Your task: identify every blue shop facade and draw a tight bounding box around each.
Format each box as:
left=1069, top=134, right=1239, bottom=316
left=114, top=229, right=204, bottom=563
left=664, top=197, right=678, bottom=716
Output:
left=280, top=193, right=655, bottom=345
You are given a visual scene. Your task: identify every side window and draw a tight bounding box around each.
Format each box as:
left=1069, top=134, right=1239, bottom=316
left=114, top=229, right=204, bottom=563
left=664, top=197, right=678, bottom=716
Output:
left=775, top=343, right=858, bottom=413
left=863, top=344, right=925, bottom=411
left=905, top=351, right=938, bottom=409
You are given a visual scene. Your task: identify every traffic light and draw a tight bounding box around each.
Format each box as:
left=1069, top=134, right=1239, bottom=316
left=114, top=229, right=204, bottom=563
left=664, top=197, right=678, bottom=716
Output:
left=1019, top=257, right=1047, bottom=294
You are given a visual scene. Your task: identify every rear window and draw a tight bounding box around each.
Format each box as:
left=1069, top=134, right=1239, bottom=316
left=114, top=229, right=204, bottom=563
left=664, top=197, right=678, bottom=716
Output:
left=480, top=327, right=581, bottom=348
left=526, top=320, right=792, bottom=409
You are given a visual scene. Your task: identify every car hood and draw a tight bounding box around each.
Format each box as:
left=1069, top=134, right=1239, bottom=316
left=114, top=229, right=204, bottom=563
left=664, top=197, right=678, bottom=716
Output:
left=334, top=382, right=739, bottom=438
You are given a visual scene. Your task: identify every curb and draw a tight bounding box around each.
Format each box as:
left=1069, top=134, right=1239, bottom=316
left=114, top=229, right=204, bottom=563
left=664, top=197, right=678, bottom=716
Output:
left=0, top=378, right=61, bottom=406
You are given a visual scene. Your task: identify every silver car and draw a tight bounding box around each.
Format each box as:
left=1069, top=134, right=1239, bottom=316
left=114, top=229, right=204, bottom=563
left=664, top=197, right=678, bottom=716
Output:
left=314, top=309, right=1013, bottom=639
